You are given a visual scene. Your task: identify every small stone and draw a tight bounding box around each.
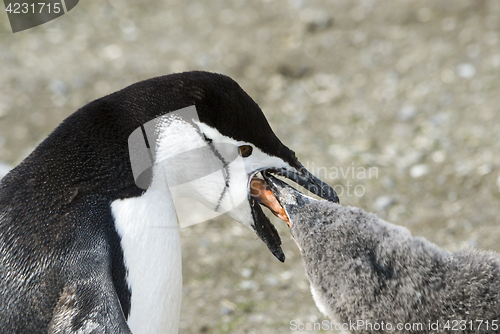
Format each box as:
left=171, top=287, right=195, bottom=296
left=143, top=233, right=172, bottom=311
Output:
left=457, top=63, right=476, bottom=78
left=432, top=151, right=446, bottom=163
left=477, top=164, right=492, bottom=176
left=241, top=268, right=252, bottom=278
left=381, top=176, right=395, bottom=189
left=440, top=69, right=455, bottom=83
left=238, top=280, right=257, bottom=290
left=374, top=196, right=395, bottom=211
left=410, top=164, right=430, bottom=178
left=280, top=271, right=293, bottom=280
left=101, top=45, right=123, bottom=61
left=220, top=307, right=233, bottom=315
left=398, top=105, right=416, bottom=121
left=49, top=80, right=67, bottom=95
left=266, top=275, right=279, bottom=286
left=0, top=162, right=11, bottom=180
left=248, top=314, right=265, bottom=323
left=220, top=299, right=236, bottom=314
left=306, top=16, right=333, bottom=33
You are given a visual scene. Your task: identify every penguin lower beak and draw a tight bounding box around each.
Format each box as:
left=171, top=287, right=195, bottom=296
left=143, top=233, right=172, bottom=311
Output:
left=248, top=164, right=338, bottom=262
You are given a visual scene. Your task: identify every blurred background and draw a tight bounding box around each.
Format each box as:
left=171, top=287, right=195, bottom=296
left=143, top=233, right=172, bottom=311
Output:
left=1, top=0, right=500, bottom=333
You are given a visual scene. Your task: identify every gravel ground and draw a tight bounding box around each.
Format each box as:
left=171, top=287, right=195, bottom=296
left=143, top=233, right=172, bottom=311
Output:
left=1, top=0, right=500, bottom=333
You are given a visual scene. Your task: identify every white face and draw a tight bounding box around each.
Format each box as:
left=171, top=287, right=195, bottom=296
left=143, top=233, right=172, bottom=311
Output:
left=149, top=114, right=292, bottom=228
left=196, top=122, right=291, bottom=226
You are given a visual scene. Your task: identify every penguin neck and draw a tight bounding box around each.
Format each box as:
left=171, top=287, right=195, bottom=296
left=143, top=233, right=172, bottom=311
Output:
left=111, top=184, right=182, bottom=334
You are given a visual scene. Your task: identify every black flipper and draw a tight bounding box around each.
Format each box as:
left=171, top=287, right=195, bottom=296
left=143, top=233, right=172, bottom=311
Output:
left=48, top=272, right=131, bottom=334
left=47, top=217, right=132, bottom=334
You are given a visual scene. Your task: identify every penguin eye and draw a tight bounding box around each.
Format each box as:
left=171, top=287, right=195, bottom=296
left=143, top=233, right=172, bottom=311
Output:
left=238, top=145, right=253, bottom=158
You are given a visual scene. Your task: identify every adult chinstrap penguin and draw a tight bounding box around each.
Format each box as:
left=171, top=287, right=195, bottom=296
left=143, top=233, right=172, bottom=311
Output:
left=0, top=71, right=338, bottom=334
left=265, top=174, right=500, bottom=334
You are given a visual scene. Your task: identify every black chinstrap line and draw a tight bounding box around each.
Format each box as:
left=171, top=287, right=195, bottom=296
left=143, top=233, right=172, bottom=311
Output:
left=200, top=134, right=232, bottom=212
left=140, top=124, right=155, bottom=166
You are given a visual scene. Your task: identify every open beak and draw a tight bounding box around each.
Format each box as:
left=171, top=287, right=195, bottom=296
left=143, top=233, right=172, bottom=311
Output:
left=248, top=163, right=338, bottom=262
left=263, top=172, right=319, bottom=225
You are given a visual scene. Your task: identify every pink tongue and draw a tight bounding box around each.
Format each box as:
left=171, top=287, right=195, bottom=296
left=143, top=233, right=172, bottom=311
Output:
left=250, top=177, right=291, bottom=227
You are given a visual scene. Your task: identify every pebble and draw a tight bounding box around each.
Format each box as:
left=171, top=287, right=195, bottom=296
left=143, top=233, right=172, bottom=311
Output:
left=0, top=162, right=11, bottom=180
left=477, top=164, right=492, bottom=176
left=398, top=104, right=417, bottom=121
left=220, top=307, right=233, bottom=315
left=456, top=63, right=476, bottom=78
left=265, top=275, right=279, bottom=286
left=432, top=151, right=446, bottom=163
left=241, top=268, right=253, bottom=278
left=374, top=196, right=395, bottom=211
left=409, top=164, right=430, bottom=178
left=238, top=280, right=258, bottom=290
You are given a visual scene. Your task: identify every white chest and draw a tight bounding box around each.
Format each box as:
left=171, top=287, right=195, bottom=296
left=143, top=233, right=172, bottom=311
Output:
left=111, top=188, right=182, bottom=334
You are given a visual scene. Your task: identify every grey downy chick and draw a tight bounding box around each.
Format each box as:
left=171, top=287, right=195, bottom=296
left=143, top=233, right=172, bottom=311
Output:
left=264, top=173, right=500, bottom=334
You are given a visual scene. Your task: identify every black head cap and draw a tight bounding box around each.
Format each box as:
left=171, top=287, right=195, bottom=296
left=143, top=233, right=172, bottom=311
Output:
left=109, top=71, right=300, bottom=168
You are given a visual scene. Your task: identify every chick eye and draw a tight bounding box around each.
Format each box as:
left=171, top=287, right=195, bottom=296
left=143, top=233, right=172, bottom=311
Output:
left=238, top=145, right=253, bottom=158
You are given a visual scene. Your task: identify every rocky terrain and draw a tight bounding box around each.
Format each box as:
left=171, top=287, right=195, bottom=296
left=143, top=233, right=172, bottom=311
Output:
left=1, top=0, right=500, bottom=333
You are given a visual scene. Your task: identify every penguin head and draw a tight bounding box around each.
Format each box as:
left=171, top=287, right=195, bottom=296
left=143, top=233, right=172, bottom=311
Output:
left=124, top=71, right=338, bottom=262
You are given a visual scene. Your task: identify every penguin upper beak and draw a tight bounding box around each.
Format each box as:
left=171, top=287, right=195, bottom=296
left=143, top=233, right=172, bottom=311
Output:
left=268, top=162, right=339, bottom=203
left=262, top=172, right=319, bottom=225
left=248, top=163, right=338, bottom=262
